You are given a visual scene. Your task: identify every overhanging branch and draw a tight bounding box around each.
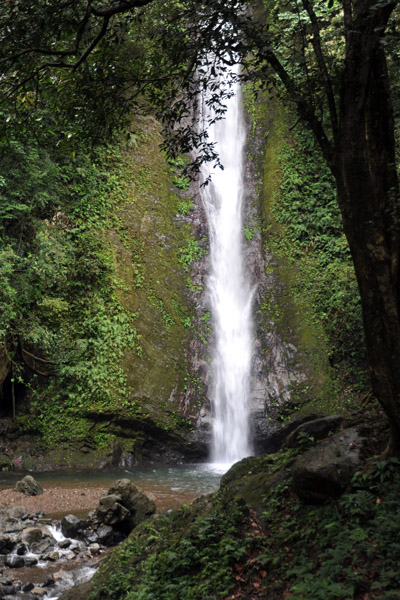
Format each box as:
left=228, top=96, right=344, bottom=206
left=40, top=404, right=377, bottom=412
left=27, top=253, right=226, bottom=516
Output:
left=1, top=0, right=154, bottom=72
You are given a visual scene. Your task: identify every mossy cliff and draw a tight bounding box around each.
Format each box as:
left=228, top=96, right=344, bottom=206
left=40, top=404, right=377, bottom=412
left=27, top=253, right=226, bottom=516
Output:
left=0, top=85, right=367, bottom=469
left=243, top=88, right=367, bottom=451
left=0, top=116, right=205, bottom=468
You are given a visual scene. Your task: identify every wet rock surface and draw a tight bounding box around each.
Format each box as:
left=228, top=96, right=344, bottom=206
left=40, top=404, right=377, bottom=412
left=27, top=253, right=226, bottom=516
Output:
left=0, top=479, right=156, bottom=599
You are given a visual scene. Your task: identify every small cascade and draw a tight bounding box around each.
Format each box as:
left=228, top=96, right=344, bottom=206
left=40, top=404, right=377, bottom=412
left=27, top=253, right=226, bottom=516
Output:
left=200, top=66, right=254, bottom=466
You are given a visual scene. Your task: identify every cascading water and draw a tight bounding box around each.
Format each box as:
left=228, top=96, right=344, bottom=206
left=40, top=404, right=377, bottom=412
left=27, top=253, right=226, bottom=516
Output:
left=200, top=66, right=254, bottom=466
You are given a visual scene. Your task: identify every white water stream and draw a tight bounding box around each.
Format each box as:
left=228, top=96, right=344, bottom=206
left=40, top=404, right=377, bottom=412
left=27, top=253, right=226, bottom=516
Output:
left=200, top=67, right=254, bottom=467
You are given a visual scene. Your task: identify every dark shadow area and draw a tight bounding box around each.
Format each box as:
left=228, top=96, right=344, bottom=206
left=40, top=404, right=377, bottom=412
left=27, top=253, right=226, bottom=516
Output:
left=0, top=373, right=26, bottom=418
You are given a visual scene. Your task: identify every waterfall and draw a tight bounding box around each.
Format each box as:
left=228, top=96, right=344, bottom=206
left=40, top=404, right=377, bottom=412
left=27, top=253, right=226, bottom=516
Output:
left=200, top=67, right=253, bottom=466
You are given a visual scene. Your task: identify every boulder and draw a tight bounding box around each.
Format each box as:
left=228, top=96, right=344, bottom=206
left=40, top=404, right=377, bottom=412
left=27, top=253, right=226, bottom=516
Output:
left=0, top=535, right=16, bottom=555
left=5, top=554, right=25, bottom=568
left=0, top=506, right=34, bottom=534
left=293, top=427, right=362, bottom=503
left=96, top=494, right=130, bottom=526
left=20, top=527, right=44, bottom=546
left=94, top=525, right=116, bottom=546
left=285, top=415, right=344, bottom=448
left=16, top=542, right=28, bottom=555
left=21, top=525, right=56, bottom=554
left=32, top=537, right=55, bottom=555
left=61, top=514, right=85, bottom=539
left=8, top=506, right=29, bottom=520
left=102, top=478, right=156, bottom=531
left=44, top=551, right=59, bottom=561
left=0, top=583, right=14, bottom=596
left=15, top=475, right=44, bottom=496
left=254, top=414, right=321, bottom=454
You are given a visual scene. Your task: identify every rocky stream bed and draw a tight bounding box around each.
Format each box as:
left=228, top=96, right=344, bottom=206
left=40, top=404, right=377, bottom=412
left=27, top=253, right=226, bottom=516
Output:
left=0, top=477, right=157, bottom=599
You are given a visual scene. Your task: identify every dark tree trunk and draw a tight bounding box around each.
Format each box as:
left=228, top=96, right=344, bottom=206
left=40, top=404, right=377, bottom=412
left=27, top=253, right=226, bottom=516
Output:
left=263, top=0, right=400, bottom=451
left=334, top=6, right=400, bottom=451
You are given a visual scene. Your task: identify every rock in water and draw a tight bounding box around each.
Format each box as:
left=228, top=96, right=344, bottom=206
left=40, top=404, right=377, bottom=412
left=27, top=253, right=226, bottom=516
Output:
left=5, top=554, right=25, bottom=568
left=15, top=475, right=44, bottom=496
left=96, top=494, right=130, bottom=526
left=61, top=514, right=85, bottom=539
left=96, top=478, right=155, bottom=533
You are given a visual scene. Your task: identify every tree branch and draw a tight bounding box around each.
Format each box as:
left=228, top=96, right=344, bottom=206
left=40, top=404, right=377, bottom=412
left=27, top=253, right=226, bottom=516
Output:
left=301, top=0, right=339, bottom=142
left=91, top=0, right=154, bottom=18
left=0, top=0, right=154, bottom=71
left=264, top=46, right=334, bottom=166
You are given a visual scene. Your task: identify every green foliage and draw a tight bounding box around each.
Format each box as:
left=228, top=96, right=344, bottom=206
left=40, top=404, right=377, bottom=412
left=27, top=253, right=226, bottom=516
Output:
left=90, top=450, right=400, bottom=600
left=0, top=131, right=142, bottom=447
left=178, top=237, right=203, bottom=271
left=90, top=500, right=252, bottom=600
left=177, top=199, right=195, bottom=215
left=244, top=224, right=257, bottom=241
left=270, top=125, right=365, bottom=369
left=257, top=457, right=400, bottom=599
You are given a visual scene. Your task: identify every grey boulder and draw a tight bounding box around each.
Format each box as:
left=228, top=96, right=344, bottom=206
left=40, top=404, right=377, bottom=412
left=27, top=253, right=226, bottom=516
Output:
left=293, top=427, right=363, bottom=503
left=96, top=478, right=155, bottom=533
left=15, top=475, right=44, bottom=496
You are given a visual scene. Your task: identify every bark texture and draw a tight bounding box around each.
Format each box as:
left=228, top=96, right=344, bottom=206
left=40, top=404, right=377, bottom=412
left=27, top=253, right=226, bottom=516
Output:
left=333, top=2, right=400, bottom=450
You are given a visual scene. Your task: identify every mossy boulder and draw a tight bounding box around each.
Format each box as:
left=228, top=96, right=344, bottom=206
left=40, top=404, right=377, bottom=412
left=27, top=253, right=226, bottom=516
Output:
left=15, top=475, right=43, bottom=496
left=292, top=427, right=362, bottom=503
left=219, top=453, right=296, bottom=516
left=285, top=415, right=344, bottom=448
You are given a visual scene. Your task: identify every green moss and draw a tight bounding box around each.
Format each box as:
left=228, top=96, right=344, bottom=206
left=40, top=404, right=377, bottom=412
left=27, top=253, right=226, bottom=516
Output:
left=104, top=116, right=198, bottom=434
left=0, top=455, right=13, bottom=471
left=89, top=495, right=254, bottom=600
left=245, top=88, right=358, bottom=418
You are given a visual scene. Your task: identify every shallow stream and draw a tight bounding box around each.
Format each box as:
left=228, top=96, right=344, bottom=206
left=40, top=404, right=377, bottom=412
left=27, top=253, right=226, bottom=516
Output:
left=0, top=463, right=223, bottom=514
left=0, top=464, right=226, bottom=599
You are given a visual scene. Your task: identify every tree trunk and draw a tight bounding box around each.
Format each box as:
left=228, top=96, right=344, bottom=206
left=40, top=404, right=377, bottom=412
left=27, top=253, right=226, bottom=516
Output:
left=335, top=22, right=400, bottom=452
